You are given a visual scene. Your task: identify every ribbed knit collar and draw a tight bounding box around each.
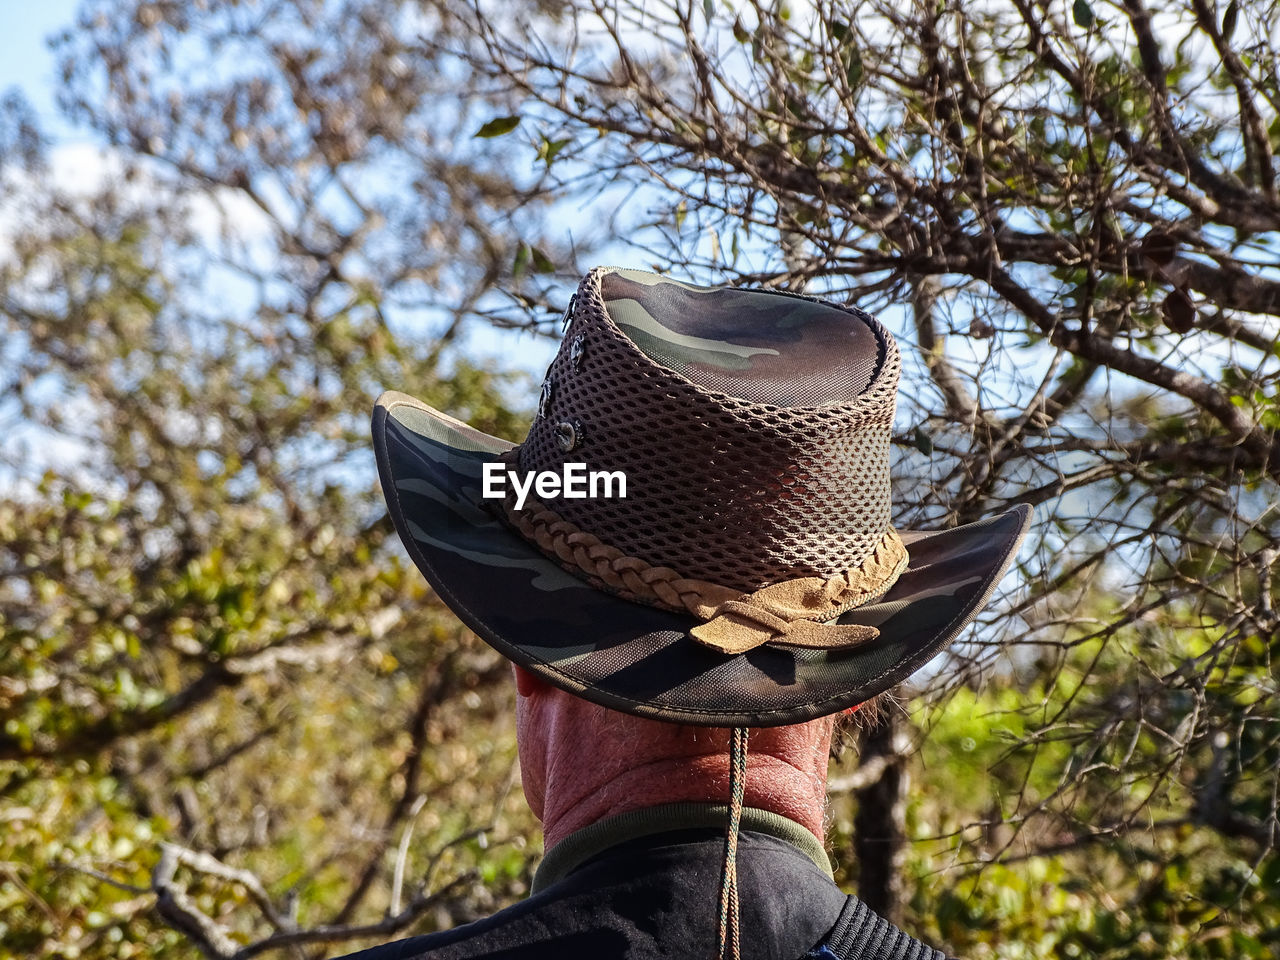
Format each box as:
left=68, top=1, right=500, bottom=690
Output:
left=531, top=803, right=833, bottom=894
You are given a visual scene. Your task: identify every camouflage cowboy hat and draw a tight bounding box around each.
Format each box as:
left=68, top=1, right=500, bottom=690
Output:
left=372, top=266, right=1031, bottom=727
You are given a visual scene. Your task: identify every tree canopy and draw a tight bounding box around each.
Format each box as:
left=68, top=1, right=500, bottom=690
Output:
left=1, top=1, right=1277, bottom=958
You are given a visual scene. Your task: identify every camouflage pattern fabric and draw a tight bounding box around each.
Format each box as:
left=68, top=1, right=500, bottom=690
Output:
left=600, top=269, right=883, bottom=406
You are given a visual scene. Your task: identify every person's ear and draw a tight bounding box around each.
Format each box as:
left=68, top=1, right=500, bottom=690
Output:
left=513, top=664, right=549, bottom=698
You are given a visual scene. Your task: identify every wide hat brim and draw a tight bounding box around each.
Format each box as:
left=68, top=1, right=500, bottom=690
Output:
left=373, top=390, right=1032, bottom=727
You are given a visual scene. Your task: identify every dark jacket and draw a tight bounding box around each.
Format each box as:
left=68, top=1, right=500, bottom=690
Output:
left=335, top=816, right=951, bottom=960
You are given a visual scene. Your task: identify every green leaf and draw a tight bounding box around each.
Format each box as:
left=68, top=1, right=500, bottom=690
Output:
left=530, top=247, right=555, bottom=274
left=913, top=426, right=934, bottom=456
left=1072, top=0, right=1094, bottom=28
left=512, top=242, right=530, bottom=278
left=703, top=0, right=714, bottom=21
left=844, top=45, right=863, bottom=88
left=539, top=136, right=570, bottom=168
left=474, top=116, right=520, bottom=139
left=733, top=15, right=750, bottom=44
left=674, top=200, right=687, bottom=230
left=828, top=20, right=863, bottom=88
left=1222, top=0, right=1239, bottom=41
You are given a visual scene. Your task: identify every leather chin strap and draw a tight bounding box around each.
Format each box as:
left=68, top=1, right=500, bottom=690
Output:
left=495, top=448, right=909, bottom=655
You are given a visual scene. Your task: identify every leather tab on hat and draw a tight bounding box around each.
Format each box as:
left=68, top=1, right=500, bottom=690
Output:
left=689, top=600, right=881, bottom=654
left=689, top=611, right=779, bottom=654
left=687, top=530, right=906, bottom=653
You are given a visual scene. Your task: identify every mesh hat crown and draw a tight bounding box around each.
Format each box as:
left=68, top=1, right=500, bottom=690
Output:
left=513, top=267, right=900, bottom=592
left=371, top=266, right=1031, bottom=726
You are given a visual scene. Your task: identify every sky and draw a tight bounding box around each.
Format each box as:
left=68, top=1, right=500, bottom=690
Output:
left=0, top=0, right=83, bottom=143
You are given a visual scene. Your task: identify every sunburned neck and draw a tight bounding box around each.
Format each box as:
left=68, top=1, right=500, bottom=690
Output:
left=540, top=751, right=829, bottom=851
left=514, top=667, right=836, bottom=852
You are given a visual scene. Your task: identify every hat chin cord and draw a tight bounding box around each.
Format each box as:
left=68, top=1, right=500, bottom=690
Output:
left=718, top=727, right=749, bottom=960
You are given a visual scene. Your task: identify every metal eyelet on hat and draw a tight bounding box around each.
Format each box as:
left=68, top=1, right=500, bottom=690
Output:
left=570, top=335, right=586, bottom=370
left=554, top=419, right=584, bottom=452
left=538, top=378, right=554, bottom=419
left=560, top=292, right=578, bottom=332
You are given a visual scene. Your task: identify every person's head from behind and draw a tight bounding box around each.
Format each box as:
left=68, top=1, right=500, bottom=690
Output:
left=372, top=265, right=1031, bottom=948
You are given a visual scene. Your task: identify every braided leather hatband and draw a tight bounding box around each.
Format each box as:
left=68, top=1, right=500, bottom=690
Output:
left=493, top=449, right=908, bottom=655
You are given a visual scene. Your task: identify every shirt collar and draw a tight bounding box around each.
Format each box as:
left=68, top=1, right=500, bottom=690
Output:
left=532, top=803, right=833, bottom=893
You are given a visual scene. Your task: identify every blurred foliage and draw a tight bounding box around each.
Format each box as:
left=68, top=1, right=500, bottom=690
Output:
left=2, top=0, right=1280, bottom=958
left=830, top=616, right=1279, bottom=959
left=1, top=1, right=556, bottom=956
left=0, top=199, right=543, bottom=955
